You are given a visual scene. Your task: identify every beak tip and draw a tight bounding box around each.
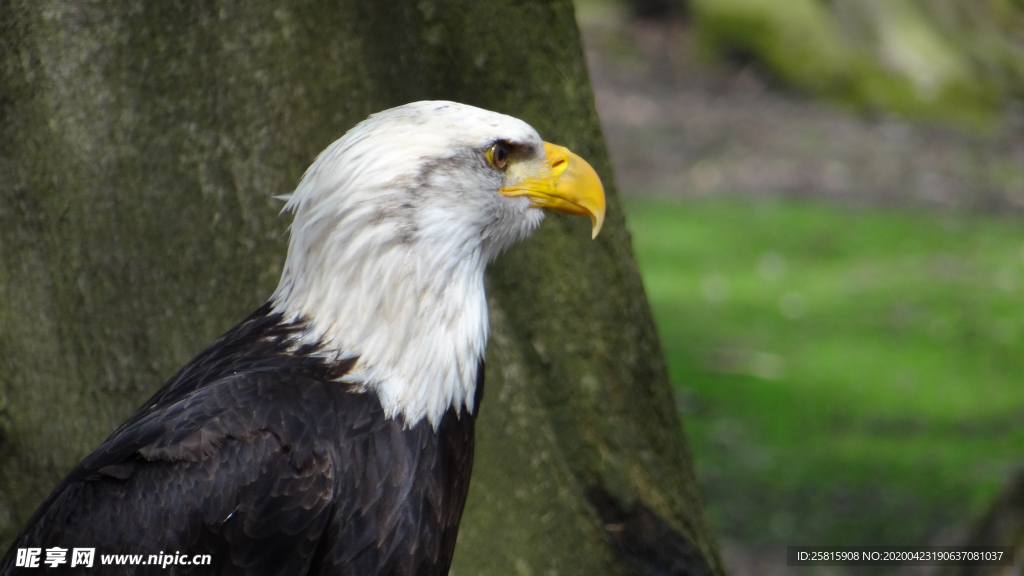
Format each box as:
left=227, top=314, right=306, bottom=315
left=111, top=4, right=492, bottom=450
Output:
left=590, top=213, right=604, bottom=239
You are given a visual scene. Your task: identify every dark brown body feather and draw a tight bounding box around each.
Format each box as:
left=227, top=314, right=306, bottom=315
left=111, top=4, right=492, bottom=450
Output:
left=1, top=304, right=480, bottom=575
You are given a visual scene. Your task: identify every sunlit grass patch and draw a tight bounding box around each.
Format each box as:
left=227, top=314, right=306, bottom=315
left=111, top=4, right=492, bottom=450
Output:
left=624, top=197, right=1024, bottom=545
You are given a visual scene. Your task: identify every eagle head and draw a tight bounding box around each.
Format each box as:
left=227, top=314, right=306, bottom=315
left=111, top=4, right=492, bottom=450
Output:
left=270, top=101, right=605, bottom=427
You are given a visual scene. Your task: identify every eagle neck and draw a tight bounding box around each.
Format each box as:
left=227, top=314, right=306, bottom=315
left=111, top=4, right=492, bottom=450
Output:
left=269, top=225, right=489, bottom=429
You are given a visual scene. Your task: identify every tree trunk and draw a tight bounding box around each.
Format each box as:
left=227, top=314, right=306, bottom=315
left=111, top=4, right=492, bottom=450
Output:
left=939, top=471, right=1024, bottom=576
left=0, top=1, right=723, bottom=574
left=628, top=0, right=689, bottom=21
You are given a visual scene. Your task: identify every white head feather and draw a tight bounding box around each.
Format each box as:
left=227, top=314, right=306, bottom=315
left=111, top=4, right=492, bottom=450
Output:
left=270, top=101, right=547, bottom=427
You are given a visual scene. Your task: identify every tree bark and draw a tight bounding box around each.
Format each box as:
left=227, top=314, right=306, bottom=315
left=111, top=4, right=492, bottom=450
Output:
left=0, top=1, right=723, bottom=573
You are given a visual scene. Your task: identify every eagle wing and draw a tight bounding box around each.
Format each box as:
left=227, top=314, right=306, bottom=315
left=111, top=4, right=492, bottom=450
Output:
left=7, top=371, right=344, bottom=575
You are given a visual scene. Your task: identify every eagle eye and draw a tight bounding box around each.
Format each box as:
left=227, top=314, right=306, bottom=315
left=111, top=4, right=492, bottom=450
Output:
left=486, top=142, right=510, bottom=171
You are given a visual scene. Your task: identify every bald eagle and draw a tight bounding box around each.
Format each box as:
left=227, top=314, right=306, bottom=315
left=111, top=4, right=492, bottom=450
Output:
left=1, top=102, right=604, bottom=575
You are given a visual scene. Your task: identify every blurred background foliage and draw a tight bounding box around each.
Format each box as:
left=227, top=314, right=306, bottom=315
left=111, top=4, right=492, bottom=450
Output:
left=574, top=0, right=1024, bottom=572
left=690, top=0, right=1024, bottom=127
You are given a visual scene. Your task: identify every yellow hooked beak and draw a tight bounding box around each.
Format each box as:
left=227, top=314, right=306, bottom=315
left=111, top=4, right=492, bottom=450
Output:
left=499, top=142, right=606, bottom=239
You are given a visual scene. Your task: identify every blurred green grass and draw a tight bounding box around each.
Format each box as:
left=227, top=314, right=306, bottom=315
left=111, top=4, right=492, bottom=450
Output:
left=623, top=197, right=1024, bottom=545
